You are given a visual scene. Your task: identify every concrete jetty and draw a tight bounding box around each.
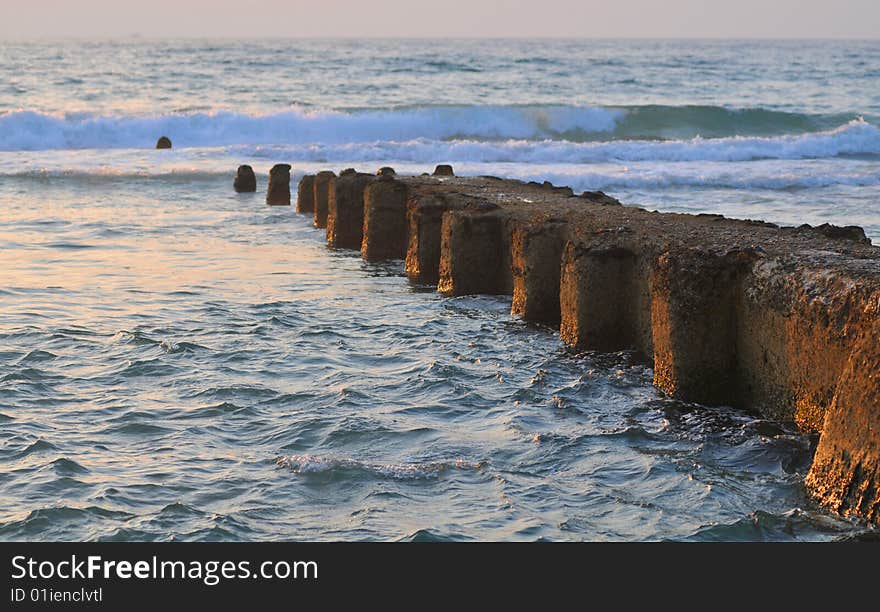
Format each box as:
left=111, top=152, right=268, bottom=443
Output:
left=291, top=169, right=880, bottom=526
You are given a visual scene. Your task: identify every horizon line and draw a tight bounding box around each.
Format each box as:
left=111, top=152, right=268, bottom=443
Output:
left=2, top=35, right=879, bottom=42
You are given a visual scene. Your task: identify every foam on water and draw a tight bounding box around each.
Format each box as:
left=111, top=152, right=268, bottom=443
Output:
left=276, top=455, right=484, bottom=480
left=0, top=106, right=876, bottom=153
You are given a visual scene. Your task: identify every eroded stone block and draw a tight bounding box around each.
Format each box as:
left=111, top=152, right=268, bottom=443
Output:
left=313, top=170, right=336, bottom=228
left=511, top=220, right=569, bottom=323
left=327, top=172, right=374, bottom=249
left=296, top=174, right=315, bottom=213
left=362, top=177, right=409, bottom=261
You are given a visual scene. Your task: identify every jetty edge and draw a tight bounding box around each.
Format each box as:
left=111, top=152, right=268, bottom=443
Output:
left=296, top=168, right=879, bottom=526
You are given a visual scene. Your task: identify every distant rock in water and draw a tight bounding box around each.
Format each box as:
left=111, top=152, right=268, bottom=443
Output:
left=234, top=165, right=257, bottom=193
left=156, top=136, right=172, bottom=149
left=433, top=164, right=454, bottom=176
left=377, top=166, right=396, bottom=176
left=266, top=164, right=292, bottom=206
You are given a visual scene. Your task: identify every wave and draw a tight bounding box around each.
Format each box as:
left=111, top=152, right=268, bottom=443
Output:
left=231, top=120, right=880, bottom=163
left=2, top=161, right=878, bottom=192
left=0, top=104, right=871, bottom=152
left=1, top=121, right=876, bottom=167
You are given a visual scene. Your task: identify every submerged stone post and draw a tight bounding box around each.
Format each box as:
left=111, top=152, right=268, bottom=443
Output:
left=437, top=207, right=505, bottom=296
left=511, top=219, right=569, bottom=323
left=327, top=170, right=374, bottom=249
left=650, top=248, right=747, bottom=406
left=313, top=171, right=336, bottom=228
left=234, top=165, right=257, bottom=193
left=266, top=164, right=292, bottom=206
left=296, top=174, right=315, bottom=213
left=362, top=176, right=409, bottom=261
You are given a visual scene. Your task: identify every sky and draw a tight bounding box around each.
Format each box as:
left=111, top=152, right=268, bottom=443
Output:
left=1, top=0, right=878, bottom=39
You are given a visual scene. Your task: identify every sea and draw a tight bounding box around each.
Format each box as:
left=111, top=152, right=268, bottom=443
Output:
left=0, top=39, right=878, bottom=541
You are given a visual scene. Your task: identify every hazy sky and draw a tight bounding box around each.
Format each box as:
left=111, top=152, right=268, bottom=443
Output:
left=3, top=0, right=878, bottom=39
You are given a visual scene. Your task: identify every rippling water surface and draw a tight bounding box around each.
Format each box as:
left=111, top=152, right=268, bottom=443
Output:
left=1, top=39, right=878, bottom=540
left=0, top=177, right=873, bottom=541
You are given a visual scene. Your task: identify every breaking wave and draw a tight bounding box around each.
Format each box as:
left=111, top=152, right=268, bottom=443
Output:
left=0, top=104, right=874, bottom=152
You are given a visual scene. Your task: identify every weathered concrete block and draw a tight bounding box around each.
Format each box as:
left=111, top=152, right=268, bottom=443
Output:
left=404, top=194, right=460, bottom=284
left=433, top=164, right=454, bottom=176
left=362, top=177, right=409, bottom=261
left=806, top=307, right=880, bottom=525
left=497, top=216, right=516, bottom=295
left=511, top=220, right=569, bottom=322
left=559, top=242, right=650, bottom=354
left=650, top=248, right=750, bottom=406
left=266, top=164, right=291, bottom=206
left=735, top=263, right=859, bottom=430
left=296, top=175, right=315, bottom=213
left=437, top=209, right=507, bottom=296
left=327, top=172, right=374, bottom=249
left=313, top=171, right=335, bottom=228
left=233, top=165, right=257, bottom=193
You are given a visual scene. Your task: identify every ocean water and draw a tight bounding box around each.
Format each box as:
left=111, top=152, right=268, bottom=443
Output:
left=0, top=39, right=878, bottom=541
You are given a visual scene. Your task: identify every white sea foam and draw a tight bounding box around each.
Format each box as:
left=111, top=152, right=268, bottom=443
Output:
left=231, top=119, right=880, bottom=164
left=276, top=454, right=483, bottom=480
left=2, top=106, right=877, bottom=161
left=0, top=106, right=623, bottom=151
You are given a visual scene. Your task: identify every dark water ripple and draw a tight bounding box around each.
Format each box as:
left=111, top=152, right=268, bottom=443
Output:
left=0, top=179, right=876, bottom=541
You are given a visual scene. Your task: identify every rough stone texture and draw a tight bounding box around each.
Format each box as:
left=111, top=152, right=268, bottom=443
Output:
left=327, top=172, right=374, bottom=249
left=313, top=171, right=335, bottom=229
left=404, top=192, right=467, bottom=283
left=651, top=248, right=753, bottom=406
left=362, top=177, right=409, bottom=261
left=735, top=262, right=865, bottom=430
left=234, top=165, right=257, bottom=193
left=266, top=164, right=292, bottom=206
left=296, top=175, right=315, bottom=213
left=437, top=208, right=505, bottom=296
left=377, top=166, right=396, bottom=176
left=433, top=164, right=454, bottom=176
left=560, top=242, right=652, bottom=356
left=579, top=190, right=621, bottom=206
left=806, top=309, right=880, bottom=525
left=156, top=136, right=172, bottom=149
left=540, top=181, right=574, bottom=197
left=511, top=220, right=569, bottom=322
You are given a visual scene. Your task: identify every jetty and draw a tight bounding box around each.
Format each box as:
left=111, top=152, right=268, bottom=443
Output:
left=290, top=166, right=879, bottom=525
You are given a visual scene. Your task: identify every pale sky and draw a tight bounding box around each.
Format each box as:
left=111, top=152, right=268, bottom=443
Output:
left=2, top=0, right=878, bottom=39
